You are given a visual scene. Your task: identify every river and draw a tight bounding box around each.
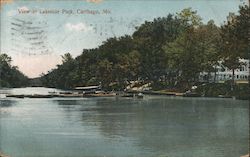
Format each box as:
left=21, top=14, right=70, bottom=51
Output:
left=0, top=87, right=249, bottom=157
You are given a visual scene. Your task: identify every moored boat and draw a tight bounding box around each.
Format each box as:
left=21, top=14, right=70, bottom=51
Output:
left=137, top=93, right=144, bottom=98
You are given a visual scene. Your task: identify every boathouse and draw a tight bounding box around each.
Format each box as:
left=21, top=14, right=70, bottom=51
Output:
left=74, top=85, right=101, bottom=94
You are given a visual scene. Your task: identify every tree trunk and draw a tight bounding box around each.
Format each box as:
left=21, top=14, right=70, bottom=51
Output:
left=231, top=69, right=235, bottom=91
left=214, top=70, right=217, bottom=83
left=207, top=72, right=210, bottom=82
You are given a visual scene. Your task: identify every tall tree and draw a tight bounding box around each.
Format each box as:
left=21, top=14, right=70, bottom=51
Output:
left=196, top=20, right=221, bottom=82
left=133, top=14, right=186, bottom=82
left=233, top=5, right=250, bottom=59
left=176, top=7, right=202, bottom=27
left=0, top=53, right=29, bottom=87
left=163, top=8, right=205, bottom=88
left=220, top=4, right=249, bottom=87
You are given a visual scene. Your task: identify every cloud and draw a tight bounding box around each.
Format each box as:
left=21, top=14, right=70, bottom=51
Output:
left=86, top=0, right=103, bottom=4
left=65, top=22, right=93, bottom=32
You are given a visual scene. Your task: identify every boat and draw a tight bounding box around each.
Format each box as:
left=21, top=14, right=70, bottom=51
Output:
left=59, top=91, right=73, bottom=94
left=121, top=93, right=134, bottom=97
left=6, top=94, right=25, bottom=98
left=48, top=91, right=57, bottom=94
left=75, top=85, right=101, bottom=94
left=6, top=94, right=55, bottom=98
left=26, top=94, right=55, bottom=98
left=83, top=92, right=117, bottom=97
left=183, top=92, right=201, bottom=97
left=137, top=93, right=144, bottom=98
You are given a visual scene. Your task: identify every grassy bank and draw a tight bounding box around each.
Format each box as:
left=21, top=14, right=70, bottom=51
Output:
left=195, top=82, right=249, bottom=100
left=140, top=81, right=249, bottom=100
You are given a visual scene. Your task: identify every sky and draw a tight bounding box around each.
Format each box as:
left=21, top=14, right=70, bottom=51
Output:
left=0, top=0, right=248, bottom=78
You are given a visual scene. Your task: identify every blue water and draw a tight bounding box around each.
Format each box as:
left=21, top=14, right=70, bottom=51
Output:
left=0, top=88, right=249, bottom=157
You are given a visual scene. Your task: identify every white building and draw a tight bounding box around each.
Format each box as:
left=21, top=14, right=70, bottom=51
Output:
left=199, top=59, right=249, bottom=83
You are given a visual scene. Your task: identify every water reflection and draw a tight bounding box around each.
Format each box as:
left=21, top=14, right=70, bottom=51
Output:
left=0, top=87, right=248, bottom=157
left=55, top=97, right=249, bottom=157
left=0, top=100, right=17, bottom=118
left=0, top=100, right=16, bottom=108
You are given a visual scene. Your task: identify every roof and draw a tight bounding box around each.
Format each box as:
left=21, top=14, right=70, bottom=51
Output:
left=74, top=85, right=100, bottom=90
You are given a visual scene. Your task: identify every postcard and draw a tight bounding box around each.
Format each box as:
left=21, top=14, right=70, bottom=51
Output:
left=0, top=0, right=249, bottom=157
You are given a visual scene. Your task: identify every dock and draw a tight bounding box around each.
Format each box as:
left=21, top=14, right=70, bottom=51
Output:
left=142, top=91, right=184, bottom=96
left=6, top=93, right=117, bottom=98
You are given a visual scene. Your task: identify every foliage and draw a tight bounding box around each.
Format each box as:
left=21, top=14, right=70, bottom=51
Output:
left=163, top=20, right=221, bottom=88
left=220, top=5, right=249, bottom=75
left=195, top=82, right=249, bottom=100
left=0, top=53, right=29, bottom=87
left=40, top=6, right=249, bottom=92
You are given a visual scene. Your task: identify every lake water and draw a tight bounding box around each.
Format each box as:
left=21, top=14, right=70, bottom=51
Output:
left=0, top=87, right=249, bottom=157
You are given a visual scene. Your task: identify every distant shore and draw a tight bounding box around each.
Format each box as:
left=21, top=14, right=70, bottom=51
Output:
left=3, top=90, right=248, bottom=100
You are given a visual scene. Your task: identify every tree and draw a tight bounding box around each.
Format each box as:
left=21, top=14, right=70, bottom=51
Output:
left=163, top=20, right=221, bottom=88
left=0, top=53, right=29, bottom=87
left=41, top=7, right=246, bottom=92
left=132, top=14, right=186, bottom=82
left=233, top=5, right=250, bottom=59
left=196, top=20, right=221, bottom=82
left=176, top=7, right=202, bottom=27
left=96, top=59, right=113, bottom=89
left=62, top=53, right=73, bottom=63
left=220, top=5, right=249, bottom=88
left=164, top=28, right=202, bottom=89
left=162, top=8, right=206, bottom=89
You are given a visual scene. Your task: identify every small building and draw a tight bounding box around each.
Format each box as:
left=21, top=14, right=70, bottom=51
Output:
left=74, top=85, right=101, bottom=94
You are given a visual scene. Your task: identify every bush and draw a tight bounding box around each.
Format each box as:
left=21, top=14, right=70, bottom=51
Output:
left=195, top=82, right=249, bottom=99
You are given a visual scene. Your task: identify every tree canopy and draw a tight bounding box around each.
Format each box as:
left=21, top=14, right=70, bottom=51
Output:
left=40, top=5, right=249, bottom=91
left=0, top=53, right=29, bottom=87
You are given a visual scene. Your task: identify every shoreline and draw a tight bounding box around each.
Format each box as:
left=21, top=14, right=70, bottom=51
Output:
left=3, top=91, right=248, bottom=100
